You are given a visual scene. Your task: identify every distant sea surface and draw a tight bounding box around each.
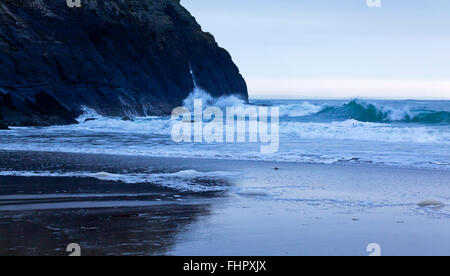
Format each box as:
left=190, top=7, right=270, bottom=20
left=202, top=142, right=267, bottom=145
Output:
left=0, top=97, right=449, bottom=173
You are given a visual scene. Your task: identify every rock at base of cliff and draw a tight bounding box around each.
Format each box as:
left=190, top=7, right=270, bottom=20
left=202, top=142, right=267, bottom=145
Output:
left=121, top=115, right=134, bottom=121
left=0, top=91, right=78, bottom=127
left=0, top=121, right=9, bottom=130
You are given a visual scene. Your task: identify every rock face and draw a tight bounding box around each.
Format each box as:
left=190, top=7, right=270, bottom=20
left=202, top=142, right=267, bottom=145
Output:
left=0, top=0, right=248, bottom=126
left=0, top=120, right=9, bottom=130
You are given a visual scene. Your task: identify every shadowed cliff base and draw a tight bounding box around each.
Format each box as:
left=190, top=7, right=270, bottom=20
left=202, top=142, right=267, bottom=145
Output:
left=0, top=0, right=248, bottom=127
left=0, top=119, right=9, bottom=129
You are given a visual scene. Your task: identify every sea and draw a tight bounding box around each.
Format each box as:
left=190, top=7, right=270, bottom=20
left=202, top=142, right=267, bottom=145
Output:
left=0, top=91, right=449, bottom=173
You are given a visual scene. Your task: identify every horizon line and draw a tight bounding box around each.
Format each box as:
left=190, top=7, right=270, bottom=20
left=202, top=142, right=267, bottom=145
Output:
left=249, top=96, right=450, bottom=101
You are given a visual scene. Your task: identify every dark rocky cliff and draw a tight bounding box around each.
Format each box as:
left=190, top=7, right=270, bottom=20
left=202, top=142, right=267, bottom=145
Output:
left=0, top=0, right=248, bottom=126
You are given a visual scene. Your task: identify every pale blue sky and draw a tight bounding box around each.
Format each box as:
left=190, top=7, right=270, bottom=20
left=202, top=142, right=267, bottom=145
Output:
left=181, top=0, right=450, bottom=99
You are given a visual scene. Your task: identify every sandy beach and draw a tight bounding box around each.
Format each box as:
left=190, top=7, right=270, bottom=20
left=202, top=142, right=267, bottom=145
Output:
left=0, top=150, right=448, bottom=256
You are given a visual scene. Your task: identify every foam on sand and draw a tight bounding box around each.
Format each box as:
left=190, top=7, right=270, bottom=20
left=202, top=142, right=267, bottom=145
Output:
left=0, top=170, right=240, bottom=192
left=418, top=200, right=445, bottom=208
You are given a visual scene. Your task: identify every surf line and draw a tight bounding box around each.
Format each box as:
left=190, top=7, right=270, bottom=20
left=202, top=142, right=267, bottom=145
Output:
left=171, top=99, right=279, bottom=154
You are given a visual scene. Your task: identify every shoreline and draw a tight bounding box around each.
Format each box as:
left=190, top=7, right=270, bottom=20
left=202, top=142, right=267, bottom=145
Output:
left=0, top=149, right=448, bottom=174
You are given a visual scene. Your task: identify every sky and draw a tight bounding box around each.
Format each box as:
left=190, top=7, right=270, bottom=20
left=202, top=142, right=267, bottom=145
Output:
left=181, top=0, right=450, bottom=99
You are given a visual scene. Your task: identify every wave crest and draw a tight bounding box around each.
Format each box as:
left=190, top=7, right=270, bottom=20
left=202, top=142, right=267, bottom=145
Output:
left=183, top=88, right=247, bottom=110
left=315, top=100, right=450, bottom=124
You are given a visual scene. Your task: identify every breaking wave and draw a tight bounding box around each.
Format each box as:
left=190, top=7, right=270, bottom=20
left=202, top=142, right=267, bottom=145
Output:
left=183, top=88, right=248, bottom=110
left=278, top=102, right=323, bottom=117
left=182, top=90, right=449, bottom=124
left=183, top=89, right=322, bottom=118
left=1, top=90, right=449, bottom=171
left=313, top=99, right=450, bottom=124
left=280, top=119, right=450, bottom=144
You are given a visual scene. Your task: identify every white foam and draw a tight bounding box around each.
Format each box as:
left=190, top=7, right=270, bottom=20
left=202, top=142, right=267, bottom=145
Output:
left=385, top=105, right=414, bottom=121
left=0, top=170, right=239, bottom=192
left=183, top=88, right=247, bottom=111
left=278, top=102, right=323, bottom=117
left=76, top=106, right=103, bottom=123
left=280, top=120, right=450, bottom=144
left=236, top=189, right=276, bottom=197
left=184, top=90, right=322, bottom=118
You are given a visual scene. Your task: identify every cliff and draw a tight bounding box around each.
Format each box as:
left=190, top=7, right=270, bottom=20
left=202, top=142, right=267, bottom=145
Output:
left=0, top=0, right=248, bottom=126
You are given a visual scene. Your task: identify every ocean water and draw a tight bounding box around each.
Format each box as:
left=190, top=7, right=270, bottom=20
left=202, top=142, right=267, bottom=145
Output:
left=0, top=92, right=449, bottom=171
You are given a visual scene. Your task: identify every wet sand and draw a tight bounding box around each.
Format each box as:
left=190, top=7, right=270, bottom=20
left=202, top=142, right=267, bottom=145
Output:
left=0, top=150, right=449, bottom=256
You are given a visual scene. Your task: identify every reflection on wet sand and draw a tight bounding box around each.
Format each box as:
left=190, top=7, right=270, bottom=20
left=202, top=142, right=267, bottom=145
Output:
left=1, top=151, right=449, bottom=256
left=0, top=203, right=213, bottom=256
left=0, top=151, right=228, bottom=256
